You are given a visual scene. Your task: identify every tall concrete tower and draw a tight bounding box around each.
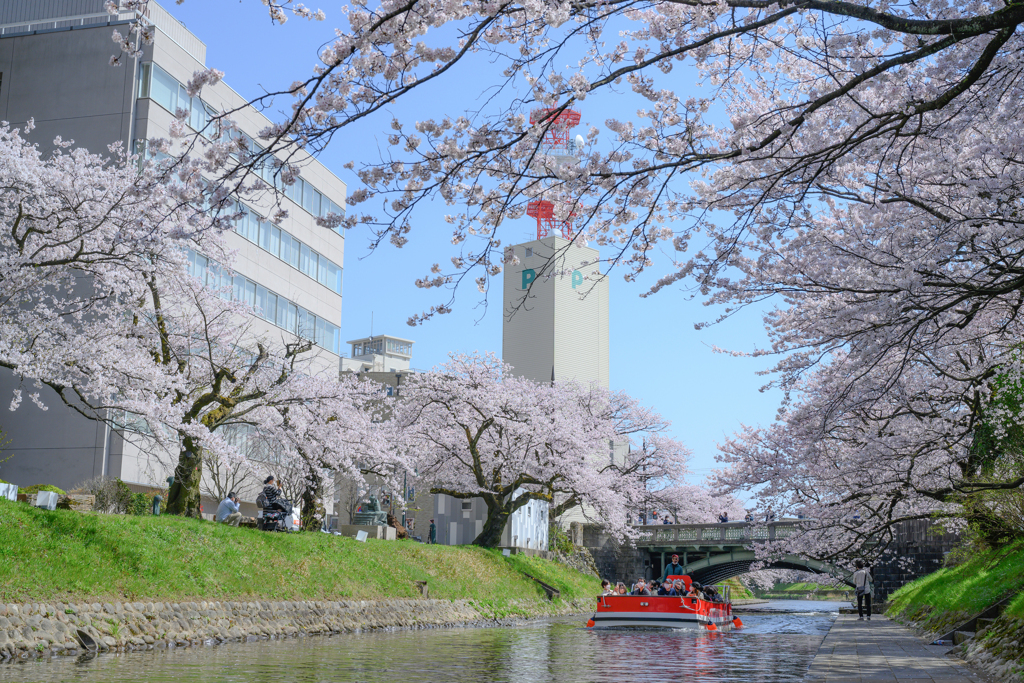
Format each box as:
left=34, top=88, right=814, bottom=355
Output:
left=502, top=236, right=609, bottom=387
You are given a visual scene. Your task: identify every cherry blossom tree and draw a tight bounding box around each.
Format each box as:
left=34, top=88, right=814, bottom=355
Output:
left=394, top=353, right=646, bottom=546
left=546, top=389, right=695, bottom=525
left=0, top=120, right=396, bottom=519
left=107, top=0, right=1024, bottom=548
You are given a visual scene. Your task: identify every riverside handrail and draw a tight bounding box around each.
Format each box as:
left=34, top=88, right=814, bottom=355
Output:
left=633, top=520, right=803, bottom=546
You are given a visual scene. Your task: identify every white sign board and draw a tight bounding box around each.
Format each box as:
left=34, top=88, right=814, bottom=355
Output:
left=356, top=530, right=368, bottom=542
left=33, top=491, right=58, bottom=510
left=0, top=483, right=17, bottom=501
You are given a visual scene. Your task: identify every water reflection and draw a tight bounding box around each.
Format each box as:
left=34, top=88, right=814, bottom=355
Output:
left=0, top=604, right=836, bottom=683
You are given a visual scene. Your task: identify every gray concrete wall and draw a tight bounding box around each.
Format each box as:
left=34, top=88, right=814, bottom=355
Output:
left=433, top=493, right=488, bottom=545
left=0, top=368, right=112, bottom=490
left=0, top=24, right=137, bottom=155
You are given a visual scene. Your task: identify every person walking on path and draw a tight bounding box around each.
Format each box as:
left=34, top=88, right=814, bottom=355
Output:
left=216, top=492, right=242, bottom=526
left=853, top=559, right=873, bottom=620
left=428, top=518, right=436, bottom=544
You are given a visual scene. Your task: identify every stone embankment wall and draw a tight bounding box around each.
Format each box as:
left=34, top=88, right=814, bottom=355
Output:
left=0, top=597, right=587, bottom=660
left=582, top=526, right=645, bottom=583
left=871, top=520, right=960, bottom=602
left=957, top=616, right=1024, bottom=682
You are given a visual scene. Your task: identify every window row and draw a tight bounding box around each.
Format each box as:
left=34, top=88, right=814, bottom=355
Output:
left=187, top=250, right=341, bottom=355
left=137, top=62, right=345, bottom=224
left=229, top=202, right=342, bottom=295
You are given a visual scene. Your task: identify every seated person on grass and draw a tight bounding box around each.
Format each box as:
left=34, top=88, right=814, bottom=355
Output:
left=216, top=492, right=242, bottom=526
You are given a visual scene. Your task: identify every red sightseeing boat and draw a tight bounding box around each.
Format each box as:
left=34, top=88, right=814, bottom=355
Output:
left=586, top=576, right=741, bottom=630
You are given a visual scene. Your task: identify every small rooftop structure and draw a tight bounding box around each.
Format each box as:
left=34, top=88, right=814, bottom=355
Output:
left=341, top=334, right=414, bottom=373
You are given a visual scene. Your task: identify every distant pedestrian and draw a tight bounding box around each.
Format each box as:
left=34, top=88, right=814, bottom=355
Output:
left=428, top=518, right=436, bottom=544
left=744, top=511, right=753, bottom=523
left=853, top=560, right=872, bottom=620
left=765, top=508, right=776, bottom=522
left=718, top=511, right=729, bottom=523
left=216, top=492, right=241, bottom=526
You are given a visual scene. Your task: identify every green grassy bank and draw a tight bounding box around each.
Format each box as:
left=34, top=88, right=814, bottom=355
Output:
left=886, top=540, right=1024, bottom=633
left=0, top=500, right=600, bottom=618
left=887, top=541, right=1024, bottom=679
left=754, top=581, right=849, bottom=601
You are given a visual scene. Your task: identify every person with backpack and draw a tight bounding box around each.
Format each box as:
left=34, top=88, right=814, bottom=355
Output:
left=853, top=559, right=873, bottom=620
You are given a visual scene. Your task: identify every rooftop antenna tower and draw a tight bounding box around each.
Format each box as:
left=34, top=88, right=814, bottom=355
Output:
left=526, top=105, right=583, bottom=240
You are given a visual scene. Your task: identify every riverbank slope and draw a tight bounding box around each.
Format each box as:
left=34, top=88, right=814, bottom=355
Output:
left=0, top=499, right=599, bottom=601
left=0, top=499, right=604, bottom=658
left=886, top=540, right=1024, bottom=681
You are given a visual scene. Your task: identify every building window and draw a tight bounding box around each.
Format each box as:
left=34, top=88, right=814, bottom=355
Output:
left=462, top=500, right=472, bottom=510
left=525, top=247, right=533, bottom=258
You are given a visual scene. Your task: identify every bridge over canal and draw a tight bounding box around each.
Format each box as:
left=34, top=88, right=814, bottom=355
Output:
left=632, top=521, right=853, bottom=587
left=583, top=518, right=958, bottom=600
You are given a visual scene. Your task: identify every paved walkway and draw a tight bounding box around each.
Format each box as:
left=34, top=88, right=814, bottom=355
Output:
left=805, top=614, right=984, bottom=682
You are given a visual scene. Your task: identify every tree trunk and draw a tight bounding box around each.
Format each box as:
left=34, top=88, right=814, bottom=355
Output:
left=300, top=470, right=326, bottom=532
left=165, top=443, right=202, bottom=517
left=473, top=496, right=510, bottom=547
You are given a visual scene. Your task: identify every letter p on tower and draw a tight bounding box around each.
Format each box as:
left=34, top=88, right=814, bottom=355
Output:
left=522, top=268, right=536, bottom=290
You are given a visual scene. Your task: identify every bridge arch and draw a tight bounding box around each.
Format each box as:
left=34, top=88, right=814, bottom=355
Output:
left=678, top=550, right=854, bottom=587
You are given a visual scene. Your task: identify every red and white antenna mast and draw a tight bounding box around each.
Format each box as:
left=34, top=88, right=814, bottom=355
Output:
left=526, top=105, right=582, bottom=240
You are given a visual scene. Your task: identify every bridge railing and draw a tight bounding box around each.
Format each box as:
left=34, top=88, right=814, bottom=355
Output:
left=633, top=520, right=803, bottom=546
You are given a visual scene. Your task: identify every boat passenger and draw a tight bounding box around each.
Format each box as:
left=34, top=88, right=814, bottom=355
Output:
left=658, top=582, right=677, bottom=596
left=600, top=580, right=615, bottom=596
left=631, top=579, right=652, bottom=596
left=661, top=554, right=686, bottom=582
left=616, top=582, right=628, bottom=595
left=673, top=580, right=686, bottom=594
left=649, top=580, right=660, bottom=593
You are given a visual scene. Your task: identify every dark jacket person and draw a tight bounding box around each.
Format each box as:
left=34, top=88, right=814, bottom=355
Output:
left=661, top=554, right=686, bottom=582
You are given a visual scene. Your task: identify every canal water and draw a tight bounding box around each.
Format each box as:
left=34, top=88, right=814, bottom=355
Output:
left=0, top=600, right=843, bottom=683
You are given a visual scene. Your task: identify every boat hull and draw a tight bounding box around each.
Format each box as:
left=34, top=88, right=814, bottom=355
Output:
left=588, top=595, right=733, bottom=630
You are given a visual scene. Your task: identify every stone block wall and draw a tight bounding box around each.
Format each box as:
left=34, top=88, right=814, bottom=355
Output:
left=583, top=525, right=645, bottom=584
left=870, top=520, right=960, bottom=602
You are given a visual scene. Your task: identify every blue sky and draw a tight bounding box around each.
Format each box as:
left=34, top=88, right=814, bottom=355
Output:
left=163, top=1, right=781, bottom=484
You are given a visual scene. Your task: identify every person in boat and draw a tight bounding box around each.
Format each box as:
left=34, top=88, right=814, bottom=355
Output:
left=658, top=581, right=679, bottom=596
left=615, top=582, right=628, bottom=595
left=688, top=582, right=705, bottom=599
left=648, top=580, right=660, bottom=594
left=661, top=553, right=686, bottom=582
left=673, top=579, right=686, bottom=595
left=600, top=580, right=615, bottom=596
left=631, top=579, right=652, bottom=596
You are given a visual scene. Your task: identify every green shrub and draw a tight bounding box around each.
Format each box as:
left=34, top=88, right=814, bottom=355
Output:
left=548, top=522, right=574, bottom=554
left=128, top=492, right=150, bottom=516
left=20, top=484, right=65, bottom=496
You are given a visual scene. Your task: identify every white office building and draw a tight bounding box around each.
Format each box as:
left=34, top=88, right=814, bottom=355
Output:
left=0, top=1, right=347, bottom=512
